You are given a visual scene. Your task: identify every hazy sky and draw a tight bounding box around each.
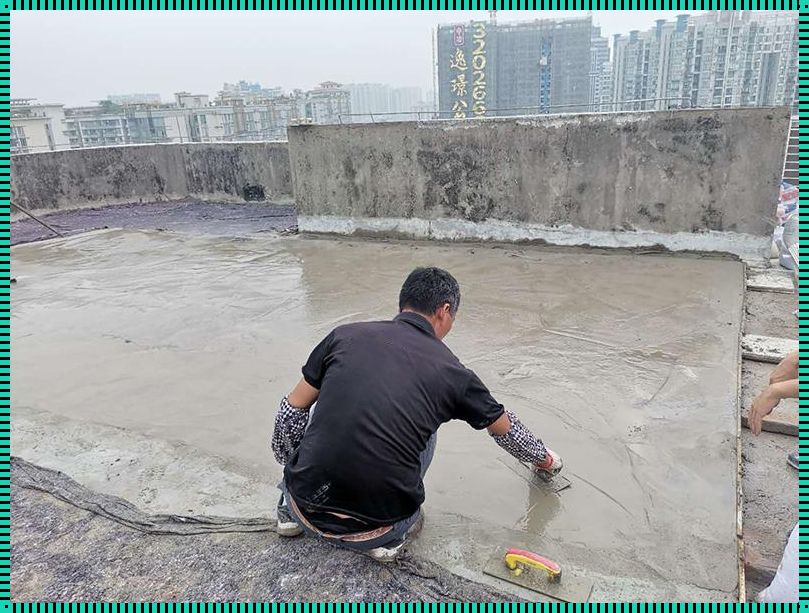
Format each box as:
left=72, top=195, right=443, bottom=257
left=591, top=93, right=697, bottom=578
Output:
left=13, top=10, right=700, bottom=106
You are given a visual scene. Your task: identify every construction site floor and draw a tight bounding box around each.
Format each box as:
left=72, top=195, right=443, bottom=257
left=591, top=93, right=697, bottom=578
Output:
left=10, top=202, right=786, bottom=602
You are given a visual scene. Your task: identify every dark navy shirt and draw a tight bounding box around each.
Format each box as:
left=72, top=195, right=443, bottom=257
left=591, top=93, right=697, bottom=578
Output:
left=283, top=312, right=505, bottom=525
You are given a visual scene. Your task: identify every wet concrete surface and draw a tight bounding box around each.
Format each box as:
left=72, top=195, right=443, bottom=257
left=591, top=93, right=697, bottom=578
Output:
left=12, top=229, right=746, bottom=600
left=11, top=200, right=296, bottom=246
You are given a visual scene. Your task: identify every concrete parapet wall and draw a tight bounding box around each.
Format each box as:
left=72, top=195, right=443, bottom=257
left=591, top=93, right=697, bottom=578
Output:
left=12, top=142, right=293, bottom=212
left=289, top=108, right=789, bottom=254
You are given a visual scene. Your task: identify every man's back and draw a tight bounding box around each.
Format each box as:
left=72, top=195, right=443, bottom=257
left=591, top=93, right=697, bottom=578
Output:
left=284, top=312, right=503, bottom=525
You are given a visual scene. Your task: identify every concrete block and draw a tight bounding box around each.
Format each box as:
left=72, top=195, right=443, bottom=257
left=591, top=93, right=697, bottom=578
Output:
left=742, top=405, right=798, bottom=437
left=741, top=334, right=798, bottom=364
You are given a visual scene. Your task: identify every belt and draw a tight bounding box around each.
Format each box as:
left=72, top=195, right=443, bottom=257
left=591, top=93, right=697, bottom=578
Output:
left=286, top=492, right=394, bottom=543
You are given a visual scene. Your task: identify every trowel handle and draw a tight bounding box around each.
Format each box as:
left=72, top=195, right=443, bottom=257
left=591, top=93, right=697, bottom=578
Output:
left=504, top=548, right=562, bottom=583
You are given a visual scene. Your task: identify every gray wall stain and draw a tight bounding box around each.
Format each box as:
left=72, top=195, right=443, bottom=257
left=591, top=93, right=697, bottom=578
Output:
left=289, top=108, right=789, bottom=237
left=12, top=142, right=293, bottom=212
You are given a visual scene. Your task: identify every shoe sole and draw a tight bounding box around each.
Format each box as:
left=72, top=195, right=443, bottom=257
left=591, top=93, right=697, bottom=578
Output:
left=277, top=522, right=304, bottom=537
left=365, top=511, right=424, bottom=562
left=365, top=544, right=404, bottom=563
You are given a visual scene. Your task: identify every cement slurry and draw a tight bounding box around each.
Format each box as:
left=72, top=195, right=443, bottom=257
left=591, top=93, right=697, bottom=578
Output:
left=12, top=230, right=744, bottom=600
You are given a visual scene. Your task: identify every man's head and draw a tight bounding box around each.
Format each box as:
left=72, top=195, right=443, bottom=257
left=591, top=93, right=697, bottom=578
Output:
left=398, top=267, right=460, bottom=339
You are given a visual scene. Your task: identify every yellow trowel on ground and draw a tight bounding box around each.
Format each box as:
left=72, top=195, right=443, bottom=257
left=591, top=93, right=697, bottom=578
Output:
left=483, top=548, right=594, bottom=602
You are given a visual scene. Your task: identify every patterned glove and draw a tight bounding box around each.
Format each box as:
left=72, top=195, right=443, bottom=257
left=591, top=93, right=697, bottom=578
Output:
left=489, top=410, right=548, bottom=465
left=271, top=396, right=309, bottom=465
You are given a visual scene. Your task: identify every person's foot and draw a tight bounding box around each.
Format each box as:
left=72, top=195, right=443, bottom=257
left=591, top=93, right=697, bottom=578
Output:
left=787, top=450, right=799, bottom=470
left=366, top=539, right=406, bottom=562
left=366, top=511, right=424, bottom=562
left=277, top=495, right=303, bottom=537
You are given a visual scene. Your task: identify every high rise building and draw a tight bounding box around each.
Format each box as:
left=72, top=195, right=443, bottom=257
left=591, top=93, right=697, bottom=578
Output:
left=612, top=11, right=798, bottom=111
left=106, top=93, right=162, bottom=105
left=304, top=81, right=351, bottom=125
left=590, top=26, right=612, bottom=112
left=390, top=86, right=423, bottom=117
left=221, top=81, right=284, bottom=101
left=612, top=20, right=679, bottom=111
left=345, top=84, right=427, bottom=121
left=64, top=106, right=131, bottom=148
left=345, top=83, right=392, bottom=118
left=436, top=16, right=595, bottom=118
left=10, top=100, right=70, bottom=153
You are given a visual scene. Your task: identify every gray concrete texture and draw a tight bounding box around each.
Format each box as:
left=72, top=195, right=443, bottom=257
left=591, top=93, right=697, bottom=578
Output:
left=13, top=230, right=746, bottom=600
left=11, top=142, right=293, bottom=212
left=289, top=108, right=789, bottom=237
left=12, top=460, right=511, bottom=602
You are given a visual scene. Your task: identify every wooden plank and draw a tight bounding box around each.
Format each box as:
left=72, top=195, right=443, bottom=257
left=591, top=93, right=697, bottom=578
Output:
left=744, top=540, right=778, bottom=585
left=746, top=272, right=795, bottom=294
left=741, top=335, right=798, bottom=364
left=742, top=405, right=798, bottom=437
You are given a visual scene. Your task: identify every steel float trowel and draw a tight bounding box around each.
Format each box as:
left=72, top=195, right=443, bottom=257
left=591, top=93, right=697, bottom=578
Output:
left=498, top=457, right=573, bottom=494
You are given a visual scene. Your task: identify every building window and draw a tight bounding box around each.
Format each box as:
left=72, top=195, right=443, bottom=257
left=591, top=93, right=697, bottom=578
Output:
left=11, top=125, right=28, bottom=154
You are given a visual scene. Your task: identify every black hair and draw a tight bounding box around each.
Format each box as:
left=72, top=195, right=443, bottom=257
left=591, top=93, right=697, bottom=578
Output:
left=398, top=267, right=461, bottom=317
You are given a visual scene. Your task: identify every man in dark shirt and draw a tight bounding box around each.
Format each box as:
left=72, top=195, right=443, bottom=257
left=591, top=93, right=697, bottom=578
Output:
left=272, top=267, right=562, bottom=561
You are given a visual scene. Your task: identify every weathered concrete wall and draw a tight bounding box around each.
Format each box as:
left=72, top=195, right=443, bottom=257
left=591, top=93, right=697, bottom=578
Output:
left=12, top=142, right=292, bottom=212
left=290, top=108, right=789, bottom=253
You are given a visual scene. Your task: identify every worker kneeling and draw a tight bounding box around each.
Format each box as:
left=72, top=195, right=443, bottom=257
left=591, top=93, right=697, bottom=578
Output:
left=271, top=267, right=562, bottom=562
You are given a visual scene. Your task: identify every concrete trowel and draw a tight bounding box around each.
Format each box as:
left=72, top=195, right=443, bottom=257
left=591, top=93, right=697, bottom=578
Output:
left=499, top=457, right=572, bottom=494
left=533, top=465, right=572, bottom=493
left=483, top=548, right=594, bottom=602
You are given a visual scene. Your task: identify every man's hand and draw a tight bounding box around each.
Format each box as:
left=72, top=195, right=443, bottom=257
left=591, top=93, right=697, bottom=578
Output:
left=748, top=379, right=798, bottom=436
left=749, top=387, right=780, bottom=436
left=533, top=448, right=563, bottom=477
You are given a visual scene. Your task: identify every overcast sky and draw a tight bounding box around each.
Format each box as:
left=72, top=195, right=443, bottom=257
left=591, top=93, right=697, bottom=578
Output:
left=13, top=10, right=700, bottom=106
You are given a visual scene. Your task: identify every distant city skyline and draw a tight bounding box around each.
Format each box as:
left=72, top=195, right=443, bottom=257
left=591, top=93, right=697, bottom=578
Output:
left=12, top=10, right=714, bottom=106
left=436, top=10, right=797, bottom=117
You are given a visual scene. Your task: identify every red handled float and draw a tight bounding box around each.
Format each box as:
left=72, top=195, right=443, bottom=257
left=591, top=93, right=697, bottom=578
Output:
left=504, top=548, right=562, bottom=583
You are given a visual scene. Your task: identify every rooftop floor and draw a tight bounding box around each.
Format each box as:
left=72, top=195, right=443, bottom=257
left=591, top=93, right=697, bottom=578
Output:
left=12, top=219, right=746, bottom=601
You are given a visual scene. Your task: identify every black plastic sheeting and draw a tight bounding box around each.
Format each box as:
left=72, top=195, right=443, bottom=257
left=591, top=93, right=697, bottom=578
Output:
left=11, top=201, right=297, bottom=246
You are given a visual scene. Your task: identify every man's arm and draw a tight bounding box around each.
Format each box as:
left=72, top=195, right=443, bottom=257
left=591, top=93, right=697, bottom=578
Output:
left=486, top=410, right=563, bottom=477
left=769, top=351, right=799, bottom=385
left=271, top=378, right=319, bottom=465
left=273, top=330, right=335, bottom=465
left=748, top=378, right=799, bottom=436
left=457, top=370, right=563, bottom=477
left=288, top=378, right=319, bottom=409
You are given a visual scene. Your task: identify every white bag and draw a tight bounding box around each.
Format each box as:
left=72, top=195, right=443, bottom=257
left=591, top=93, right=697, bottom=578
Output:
left=758, top=523, right=799, bottom=603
